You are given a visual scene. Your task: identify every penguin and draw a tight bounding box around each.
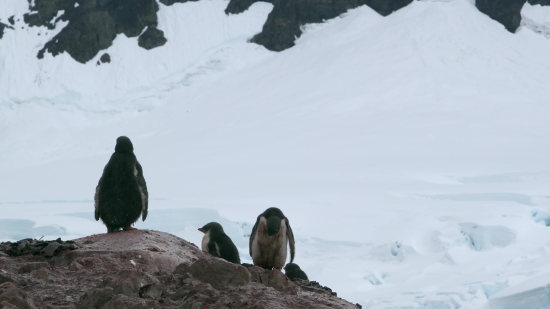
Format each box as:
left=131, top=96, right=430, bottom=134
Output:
left=249, top=207, right=295, bottom=270
left=284, top=263, right=309, bottom=281
left=198, top=222, right=241, bottom=264
left=94, top=136, right=148, bottom=233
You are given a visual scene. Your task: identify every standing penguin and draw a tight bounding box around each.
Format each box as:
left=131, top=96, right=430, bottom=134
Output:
left=249, top=207, right=295, bottom=270
left=198, top=222, right=241, bottom=264
left=94, top=136, right=148, bottom=233
left=284, top=263, right=309, bottom=281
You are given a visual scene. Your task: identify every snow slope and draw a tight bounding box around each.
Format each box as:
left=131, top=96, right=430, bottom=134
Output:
left=2, top=0, right=550, bottom=308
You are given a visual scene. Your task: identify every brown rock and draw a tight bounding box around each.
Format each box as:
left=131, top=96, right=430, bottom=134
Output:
left=30, top=267, right=49, bottom=280
left=181, top=258, right=251, bottom=290
left=0, top=230, right=359, bottom=309
left=139, top=283, right=165, bottom=299
left=75, top=287, right=115, bottom=309
left=17, top=262, right=49, bottom=274
left=0, top=301, right=19, bottom=309
left=0, top=272, right=13, bottom=285
left=0, top=282, right=34, bottom=309
left=43, top=242, right=60, bottom=257
left=102, top=294, right=156, bottom=309
left=248, top=266, right=297, bottom=294
left=100, top=269, right=160, bottom=297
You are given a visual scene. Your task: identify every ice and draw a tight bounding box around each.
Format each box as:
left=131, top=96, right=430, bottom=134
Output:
left=459, top=223, right=515, bottom=251
left=531, top=209, right=550, bottom=226
left=489, top=275, right=550, bottom=309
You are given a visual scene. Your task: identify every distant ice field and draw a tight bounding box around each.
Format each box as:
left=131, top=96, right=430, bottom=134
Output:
left=2, top=0, right=550, bottom=308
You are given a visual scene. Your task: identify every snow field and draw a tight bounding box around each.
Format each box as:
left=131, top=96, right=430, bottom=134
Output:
left=2, top=0, right=550, bottom=308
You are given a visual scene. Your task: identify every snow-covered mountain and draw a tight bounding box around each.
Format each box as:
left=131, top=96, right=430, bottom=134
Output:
left=2, top=0, right=550, bottom=307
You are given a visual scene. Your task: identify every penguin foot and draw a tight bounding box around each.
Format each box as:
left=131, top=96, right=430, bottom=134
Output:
left=107, top=227, right=121, bottom=233
left=123, top=226, right=138, bottom=232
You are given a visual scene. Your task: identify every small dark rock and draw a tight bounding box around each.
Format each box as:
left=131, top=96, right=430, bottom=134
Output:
left=138, top=283, right=165, bottom=300
left=138, top=26, right=167, bottom=50
left=100, top=53, right=111, bottom=63
left=8, top=16, right=15, bottom=25
left=43, top=242, right=60, bottom=257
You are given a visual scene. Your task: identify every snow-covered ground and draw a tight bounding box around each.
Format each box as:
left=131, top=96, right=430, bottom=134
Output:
left=2, top=0, right=550, bottom=307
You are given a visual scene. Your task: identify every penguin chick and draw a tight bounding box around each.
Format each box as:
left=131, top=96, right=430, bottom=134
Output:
left=249, top=207, right=295, bottom=270
left=284, top=263, right=309, bottom=281
left=94, top=136, right=148, bottom=233
left=199, top=222, right=241, bottom=264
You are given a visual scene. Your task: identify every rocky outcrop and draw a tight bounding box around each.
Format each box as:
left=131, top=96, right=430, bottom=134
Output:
left=476, top=0, right=550, bottom=33
left=0, top=22, right=14, bottom=40
left=0, top=230, right=360, bottom=309
left=476, top=0, right=527, bottom=32
left=138, top=26, right=168, bottom=50
left=528, top=0, right=550, bottom=5
left=225, top=0, right=412, bottom=51
left=24, top=0, right=167, bottom=63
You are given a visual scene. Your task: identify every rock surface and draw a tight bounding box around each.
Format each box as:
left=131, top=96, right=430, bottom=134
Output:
left=227, top=0, right=413, bottom=51
left=24, top=0, right=166, bottom=63
left=0, top=230, right=360, bottom=309
left=0, top=22, right=14, bottom=40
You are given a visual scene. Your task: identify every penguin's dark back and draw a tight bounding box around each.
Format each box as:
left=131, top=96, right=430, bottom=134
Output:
left=97, top=152, right=142, bottom=226
left=218, top=233, right=241, bottom=264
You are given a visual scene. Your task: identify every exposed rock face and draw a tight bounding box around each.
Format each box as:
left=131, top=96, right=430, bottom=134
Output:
left=24, top=0, right=166, bottom=63
left=528, top=0, right=550, bottom=5
left=0, top=22, right=14, bottom=40
left=0, top=230, right=360, bottom=309
left=225, top=0, right=412, bottom=51
left=476, top=0, right=527, bottom=32
left=138, top=26, right=168, bottom=50
left=158, top=0, right=199, bottom=5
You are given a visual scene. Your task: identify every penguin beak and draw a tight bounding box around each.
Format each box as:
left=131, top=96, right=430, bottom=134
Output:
left=198, top=228, right=205, bottom=233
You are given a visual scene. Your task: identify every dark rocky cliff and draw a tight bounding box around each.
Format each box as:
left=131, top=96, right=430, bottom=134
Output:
left=1, top=0, right=549, bottom=64
left=25, top=0, right=167, bottom=63
left=476, top=0, right=550, bottom=33
left=0, top=230, right=361, bottom=309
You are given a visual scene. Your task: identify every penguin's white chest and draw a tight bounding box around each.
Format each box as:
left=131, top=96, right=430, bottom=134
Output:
left=251, top=217, right=288, bottom=268
left=201, top=231, right=210, bottom=252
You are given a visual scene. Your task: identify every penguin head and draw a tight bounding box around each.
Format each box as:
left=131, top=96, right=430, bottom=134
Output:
left=115, top=136, right=134, bottom=154
left=198, top=222, right=225, bottom=236
left=266, top=216, right=281, bottom=236
left=261, top=207, right=286, bottom=236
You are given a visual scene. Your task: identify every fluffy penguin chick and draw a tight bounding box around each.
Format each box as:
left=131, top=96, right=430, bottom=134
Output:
left=199, top=222, right=241, bottom=264
left=284, top=263, right=309, bottom=281
left=94, top=136, right=148, bottom=233
left=249, top=207, right=295, bottom=270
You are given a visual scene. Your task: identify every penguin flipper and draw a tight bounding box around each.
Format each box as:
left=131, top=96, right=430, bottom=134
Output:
left=135, top=161, right=149, bottom=221
left=221, top=236, right=241, bottom=264
left=249, top=215, right=261, bottom=257
left=207, top=241, right=220, bottom=258
left=94, top=177, right=102, bottom=221
left=285, top=217, right=295, bottom=263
